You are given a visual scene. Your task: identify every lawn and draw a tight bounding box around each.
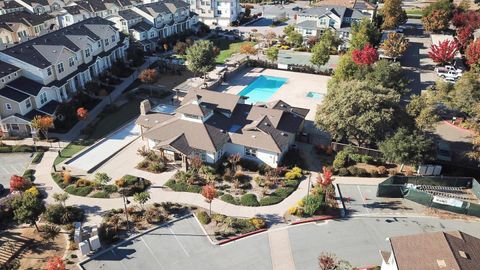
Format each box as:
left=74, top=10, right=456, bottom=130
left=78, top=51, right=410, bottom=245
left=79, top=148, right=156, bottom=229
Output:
left=213, top=39, right=256, bottom=64
left=54, top=143, right=87, bottom=166
left=406, top=8, right=423, bottom=17
left=87, top=99, right=142, bottom=140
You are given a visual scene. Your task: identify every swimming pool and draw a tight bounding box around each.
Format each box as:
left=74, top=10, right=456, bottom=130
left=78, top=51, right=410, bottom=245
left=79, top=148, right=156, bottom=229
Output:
left=238, top=75, right=287, bottom=104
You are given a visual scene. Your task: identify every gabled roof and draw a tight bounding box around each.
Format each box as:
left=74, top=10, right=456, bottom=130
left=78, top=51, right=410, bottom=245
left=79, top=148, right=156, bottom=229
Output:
left=0, top=11, right=55, bottom=31
left=136, top=0, right=188, bottom=17
left=182, top=89, right=240, bottom=115
left=7, top=77, right=44, bottom=96
left=1, top=17, right=114, bottom=68
left=118, top=9, right=142, bottom=20
left=390, top=231, right=480, bottom=270
left=176, top=100, right=212, bottom=117
left=0, top=60, right=20, bottom=77
left=0, top=86, right=29, bottom=102
left=130, top=20, right=153, bottom=32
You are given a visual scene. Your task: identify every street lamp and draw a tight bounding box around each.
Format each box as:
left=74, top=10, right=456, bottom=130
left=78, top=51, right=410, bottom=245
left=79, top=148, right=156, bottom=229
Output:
left=120, top=189, right=131, bottom=233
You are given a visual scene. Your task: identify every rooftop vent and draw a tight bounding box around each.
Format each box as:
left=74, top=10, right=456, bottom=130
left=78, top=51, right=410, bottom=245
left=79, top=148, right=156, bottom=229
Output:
left=436, top=260, right=446, bottom=268
left=458, top=251, right=470, bottom=259
left=280, top=104, right=285, bottom=107
left=281, top=132, right=286, bottom=136
left=144, top=118, right=149, bottom=121
left=251, top=135, right=256, bottom=138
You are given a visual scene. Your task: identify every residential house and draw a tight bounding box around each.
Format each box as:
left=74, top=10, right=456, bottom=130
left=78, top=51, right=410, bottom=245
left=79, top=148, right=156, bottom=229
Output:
left=295, top=5, right=374, bottom=48
left=14, top=0, right=65, bottom=14
left=136, top=90, right=309, bottom=168
left=0, top=11, right=58, bottom=47
left=381, top=231, right=480, bottom=270
left=0, top=17, right=129, bottom=137
left=56, top=0, right=134, bottom=27
left=0, top=1, right=26, bottom=15
left=107, top=0, right=198, bottom=51
left=187, top=0, right=241, bottom=27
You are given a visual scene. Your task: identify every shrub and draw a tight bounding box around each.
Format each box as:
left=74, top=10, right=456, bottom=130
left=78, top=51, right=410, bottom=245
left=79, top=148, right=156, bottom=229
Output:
left=31, top=152, right=44, bottom=164
left=349, top=153, right=363, bottom=163
left=356, top=168, right=369, bottom=177
left=337, top=167, right=349, bottom=176
left=137, top=160, right=149, bottom=169
left=377, top=166, right=387, bottom=175
left=234, top=171, right=247, bottom=182
left=63, top=172, right=72, bottom=185
left=11, top=145, right=34, bottom=152
left=404, top=167, right=414, bottom=176
left=148, top=161, right=166, bottom=173
left=197, top=211, right=211, bottom=224
left=288, top=206, right=298, bottom=215
left=388, top=168, right=397, bottom=176
left=65, top=185, right=93, bottom=196
left=22, top=169, right=35, bottom=182
left=333, top=151, right=349, bottom=169
left=284, top=179, right=299, bottom=188
left=258, top=164, right=272, bottom=175
left=239, top=158, right=259, bottom=171
left=220, top=194, right=238, bottom=205
left=212, top=214, right=226, bottom=223
left=259, top=196, right=283, bottom=206
left=104, top=185, right=118, bottom=194
left=115, top=179, right=125, bottom=187
left=361, top=155, right=375, bottom=164
left=75, top=179, right=91, bottom=187
left=91, top=191, right=110, bottom=198
left=145, top=207, right=165, bottom=224
left=272, top=187, right=295, bottom=198
left=44, top=204, right=84, bottom=224
left=25, top=186, right=40, bottom=197
left=303, top=194, right=324, bottom=216
left=240, top=194, right=259, bottom=206
left=249, top=217, right=266, bottom=229
left=347, top=166, right=359, bottom=176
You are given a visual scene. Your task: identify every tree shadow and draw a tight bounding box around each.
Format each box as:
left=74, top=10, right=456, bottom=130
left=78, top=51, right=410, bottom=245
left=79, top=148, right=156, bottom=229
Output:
left=255, top=213, right=284, bottom=226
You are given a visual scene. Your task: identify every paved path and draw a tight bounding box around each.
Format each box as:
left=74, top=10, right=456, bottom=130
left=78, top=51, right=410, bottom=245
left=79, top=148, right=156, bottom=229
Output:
left=268, top=229, right=296, bottom=270
left=35, top=151, right=317, bottom=225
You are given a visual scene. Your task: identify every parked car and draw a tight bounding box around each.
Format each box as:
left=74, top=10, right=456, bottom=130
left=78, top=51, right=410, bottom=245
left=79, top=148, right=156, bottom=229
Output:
left=443, top=76, right=457, bottom=83
left=435, top=67, right=462, bottom=79
left=436, top=141, right=452, bottom=162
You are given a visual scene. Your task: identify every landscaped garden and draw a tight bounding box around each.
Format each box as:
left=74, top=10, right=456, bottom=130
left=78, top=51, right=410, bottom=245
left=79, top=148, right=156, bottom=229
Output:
left=212, top=39, right=256, bottom=64
left=165, top=154, right=305, bottom=207
left=51, top=171, right=151, bottom=198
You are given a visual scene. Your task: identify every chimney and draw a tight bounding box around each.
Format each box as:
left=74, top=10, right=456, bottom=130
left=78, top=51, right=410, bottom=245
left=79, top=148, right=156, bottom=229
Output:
left=140, top=99, right=151, bottom=115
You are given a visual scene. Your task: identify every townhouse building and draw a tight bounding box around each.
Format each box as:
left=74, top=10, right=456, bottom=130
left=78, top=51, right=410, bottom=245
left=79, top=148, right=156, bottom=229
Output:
left=295, top=2, right=375, bottom=48
left=0, top=11, right=58, bottom=47
left=56, top=0, right=135, bottom=27
left=186, top=0, right=240, bottom=27
left=0, top=17, right=129, bottom=137
left=0, top=1, right=26, bottom=15
left=14, top=0, right=65, bottom=14
left=107, top=0, right=198, bottom=51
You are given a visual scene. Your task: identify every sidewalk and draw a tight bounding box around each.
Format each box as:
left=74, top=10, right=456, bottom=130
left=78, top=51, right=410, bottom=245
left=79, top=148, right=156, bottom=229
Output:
left=35, top=150, right=315, bottom=226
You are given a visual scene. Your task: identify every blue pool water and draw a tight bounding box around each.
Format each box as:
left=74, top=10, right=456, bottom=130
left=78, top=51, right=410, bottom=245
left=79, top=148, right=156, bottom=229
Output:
left=238, top=75, right=287, bottom=104
left=306, top=91, right=324, bottom=99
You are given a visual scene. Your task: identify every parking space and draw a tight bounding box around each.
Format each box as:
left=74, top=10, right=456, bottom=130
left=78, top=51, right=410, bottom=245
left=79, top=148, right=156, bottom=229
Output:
left=81, top=215, right=272, bottom=270
left=0, top=153, right=32, bottom=189
left=338, top=184, right=427, bottom=216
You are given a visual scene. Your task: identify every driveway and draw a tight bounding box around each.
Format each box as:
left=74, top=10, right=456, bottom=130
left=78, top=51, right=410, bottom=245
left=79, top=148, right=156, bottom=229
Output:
left=80, top=215, right=480, bottom=270
left=0, top=153, right=32, bottom=190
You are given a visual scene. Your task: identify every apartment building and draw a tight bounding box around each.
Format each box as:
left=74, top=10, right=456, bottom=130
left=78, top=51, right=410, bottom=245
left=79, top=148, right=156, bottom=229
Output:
left=0, top=17, right=129, bottom=137
left=186, top=0, right=240, bottom=27
left=107, top=0, right=198, bottom=51
left=0, top=1, right=26, bottom=15
left=0, top=11, right=58, bottom=47
left=14, top=0, right=65, bottom=14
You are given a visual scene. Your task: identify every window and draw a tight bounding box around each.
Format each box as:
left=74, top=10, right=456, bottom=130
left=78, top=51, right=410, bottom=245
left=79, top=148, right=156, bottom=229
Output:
left=69, top=57, right=75, bottom=67
left=7, top=75, right=10, bottom=80
left=245, top=147, right=257, bottom=157
left=1, top=78, right=4, bottom=83
left=47, top=67, right=52, bottom=76
left=98, top=41, right=101, bottom=47
left=57, top=63, right=64, bottom=73
left=195, top=151, right=207, bottom=161
left=25, top=98, right=31, bottom=108
left=85, top=48, right=90, bottom=57
left=105, top=39, right=109, bottom=46
left=40, top=92, right=47, bottom=104
left=10, top=124, right=19, bottom=130
left=5, top=103, right=12, bottom=110
left=305, top=29, right=312, bottom=35
left=217, top=10, right=222, bottom=15
left=111, top=35, right=115, bottom=42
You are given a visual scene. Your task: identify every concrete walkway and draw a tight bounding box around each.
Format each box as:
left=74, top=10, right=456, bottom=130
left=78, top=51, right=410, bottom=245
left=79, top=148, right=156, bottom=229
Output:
left=268, top=229, right=296, bottom=270
left=35, top=150, right=317, bottom=225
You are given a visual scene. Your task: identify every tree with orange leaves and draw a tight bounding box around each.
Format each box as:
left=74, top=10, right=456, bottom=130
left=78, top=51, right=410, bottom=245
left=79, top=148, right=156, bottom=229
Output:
left=76, top=107, right=88, bottom=120
left=31, top=115, right=53, bottom=140
left=239, top=43, right=257, bottom=59
left=201, top=184, right=216, bottom=215
left=45, top=256, right=65, bottom=270
left=317, top=167, right=334, bottom=187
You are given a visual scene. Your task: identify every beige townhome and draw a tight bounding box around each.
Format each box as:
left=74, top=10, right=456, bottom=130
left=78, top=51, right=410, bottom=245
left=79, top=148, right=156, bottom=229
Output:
left=0, top=17, right=129, bottom=137
left=0, top=11, right=57, bottom=47
left=137, top=90, right=309, bottom=169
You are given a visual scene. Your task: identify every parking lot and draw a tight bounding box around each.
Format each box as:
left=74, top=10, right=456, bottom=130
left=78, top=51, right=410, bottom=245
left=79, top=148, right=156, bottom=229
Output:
left=0, top=153, right=32, bottom=189
left=81, top=215, right=272, bottom=270
left=338, top=184, right=428, bottom=216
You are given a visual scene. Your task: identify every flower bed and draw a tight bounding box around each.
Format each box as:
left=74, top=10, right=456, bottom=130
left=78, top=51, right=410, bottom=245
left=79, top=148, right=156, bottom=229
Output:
left=136, top=148, right=167, bottom=174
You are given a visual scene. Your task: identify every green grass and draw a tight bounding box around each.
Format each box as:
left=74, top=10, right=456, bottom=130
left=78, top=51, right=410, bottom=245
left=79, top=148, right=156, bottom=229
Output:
left=87, top=99, right=142, bottom=140
left=406, top=8, right=423, bottom=17
left=213, top=39, right=256, bottom=64
left=54, top=143, right=87, bottom=166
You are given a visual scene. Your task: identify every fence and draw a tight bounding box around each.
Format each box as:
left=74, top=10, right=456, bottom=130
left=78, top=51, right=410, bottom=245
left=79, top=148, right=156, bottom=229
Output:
left=377, top=176, right=480, bottom=217
left=331, top=142, right=383, bottom=158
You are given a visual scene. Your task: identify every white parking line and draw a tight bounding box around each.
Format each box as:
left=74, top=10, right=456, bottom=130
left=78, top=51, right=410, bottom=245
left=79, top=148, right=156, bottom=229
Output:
left=141, top=236, right=164, bottom=269
left=169, top=228, right=190, bottom=257
left=1, top=167, right=10, bottom=174
left=357, top=185, right=370, bottom=213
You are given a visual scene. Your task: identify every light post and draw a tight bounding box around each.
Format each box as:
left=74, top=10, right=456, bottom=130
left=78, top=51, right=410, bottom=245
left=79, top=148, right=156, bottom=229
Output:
left=120, top=189, right=131, bottom=233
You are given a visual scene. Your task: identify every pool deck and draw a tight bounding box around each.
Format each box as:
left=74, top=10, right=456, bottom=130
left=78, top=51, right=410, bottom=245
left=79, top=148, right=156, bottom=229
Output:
left=215, top=68, right=330, bottom=121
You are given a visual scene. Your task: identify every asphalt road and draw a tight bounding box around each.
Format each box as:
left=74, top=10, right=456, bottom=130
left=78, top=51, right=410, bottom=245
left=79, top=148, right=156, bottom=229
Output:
left=81, top=215, right=480, bottom=270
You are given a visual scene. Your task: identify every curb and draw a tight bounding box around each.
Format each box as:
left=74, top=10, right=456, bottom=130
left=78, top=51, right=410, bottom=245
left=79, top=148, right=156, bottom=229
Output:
left=290, top=215, right=336, bottom=226
left=217, top=228, right=268, bottom=246
left=192, top=212, right=217, bottom=246
left=442, top=120, right=476, bottom=135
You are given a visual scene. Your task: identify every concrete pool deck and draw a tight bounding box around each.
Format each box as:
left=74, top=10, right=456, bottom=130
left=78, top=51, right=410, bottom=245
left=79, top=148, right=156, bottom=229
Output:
left=215, top=68, right=330, bottom=121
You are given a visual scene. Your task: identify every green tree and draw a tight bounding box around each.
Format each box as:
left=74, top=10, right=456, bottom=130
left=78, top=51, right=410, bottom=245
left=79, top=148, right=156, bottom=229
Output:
left=39, top=224, right=60, bottom=242
left=450, top=72, right=480, bottom=116
left=287, top=31, right=303, bottom=47
left=381, top=0, right=407, bottom=29
left=381, top=32, right=409, bottom=61
left=283, top=25, right=295, bottom=36
left=318, top=29, right=342, bottom=53
left=311, top=42, right=330, bottom=67
left=186, top=40, right=217, bottom=80
left=350, top=19, right=381, bottom=50
left=422, top=0, right=455, bottom=32
left=316, top=80, right=401, bottom=146
left=12, top=192, right=45, bottom=231
left=133, top=191, right=150, bottom=210
left=365, top=60, right=408, bottom=94
left=94, top=172, right=111, bottom=186
left=330, top=53, right=362, bottom=83
left=379, top=128, right=434, bottom=165
left=266, top=46, right=279, bottom=63
left=407, top=94, right=440, bottom=131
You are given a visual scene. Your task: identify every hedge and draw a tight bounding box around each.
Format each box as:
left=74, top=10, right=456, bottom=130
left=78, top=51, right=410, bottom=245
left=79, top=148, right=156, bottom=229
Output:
left=240, top=194, right=259, bottom=206
left=165, top=179, right=202, bottom=193
left=91, top=191, right=110, bottom=198
left=31, top=152, right=45, bottom=164
left=197, top=211, right=211, bottom=224
left=221, top=194, right=240, bottom=205
left=0, top=145, right=49, bottom=153
left=259, top=196, right=283, bottom=206
left=65, top=185, right=93, bottom=196
left=23, top=169, right=36, bottom=182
